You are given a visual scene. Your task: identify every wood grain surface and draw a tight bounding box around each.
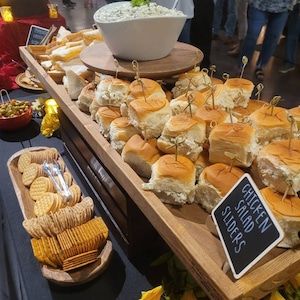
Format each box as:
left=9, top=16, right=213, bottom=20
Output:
left=80, top=42, right=203, bottom=80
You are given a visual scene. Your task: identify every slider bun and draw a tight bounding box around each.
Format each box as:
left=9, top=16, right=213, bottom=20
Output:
left=162, top=113, right=205, bottom=135
left=261, top=187, right=300, bottom=248
left=172, top=69, right=212, bottom=98
left=233, top=99, right=267, bottom=119
left=170, top=91, right=206, bottom=115
left=77, top=82, right=96, bottom=113
left=200, top=163, right=244, bottom=197
left=109, top=117, right=140, bottom=153
left=209, top=123, right=256, bottom=167
left=195, top=163, right=244, bottom=212
left=122, top=135, right=160, bottom=178
left=195, top=150, right=210, bottom=179
left=95, top=106, right=121, bottom=138
left=250, top=105, right=289, bottom=128
left=111, top=116, right=132, bottom=129
left=224, top=78, right=254, bottom=92
left=210, top=123, right=254, bottom=146
left=178, top=69, right=209, bottom=80
left=129, top=97, right=168, bottom=117
left=128, top=96, right=171, bottom=139
left=212, top=79, right=254, bottom=109
left=289, top=106, right=300, bottom=129
left=154, top=154, right=195, bottom=183
left=95, top=77, right=130, bottom=108
left=261, top=187, right=300, bottom=217
left=289, top=106, right=300, bottom=119
left=249, top=105, right=290, bottom=144
left=195, top=105, right=233, bottom=135
left=143, top=154, right=196, bottom=205
left=157, top=114, right=206, bottom=161
left=257, top=139, right=300, bottom=195
left=129, top=78, right=164, bottom=99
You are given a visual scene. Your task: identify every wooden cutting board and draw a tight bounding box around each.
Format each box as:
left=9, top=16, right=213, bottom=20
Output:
left=80, top=42, right=203, bottom=80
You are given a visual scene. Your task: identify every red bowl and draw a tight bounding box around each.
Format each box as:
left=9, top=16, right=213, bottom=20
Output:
left=0, top=107, right=33, bottom=131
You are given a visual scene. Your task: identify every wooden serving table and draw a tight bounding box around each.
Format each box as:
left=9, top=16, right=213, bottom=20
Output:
left=20, top=46, right=300, bottom=300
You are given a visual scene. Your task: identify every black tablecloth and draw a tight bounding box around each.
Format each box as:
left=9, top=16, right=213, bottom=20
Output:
left=0, top=91, right=159, bottom=300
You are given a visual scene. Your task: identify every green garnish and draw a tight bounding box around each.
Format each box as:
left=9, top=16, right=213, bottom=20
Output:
left=131, top=0, right=150, bottom=7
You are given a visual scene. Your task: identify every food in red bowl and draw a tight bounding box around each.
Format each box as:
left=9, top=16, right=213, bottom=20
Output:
left=0, top=100, right=32, bottom=131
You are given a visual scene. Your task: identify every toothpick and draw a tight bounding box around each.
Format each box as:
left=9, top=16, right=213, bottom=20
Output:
left=185, top=75, right=193, bottom=97
left=143, top=128, right=148, bottom=142
left=201, top=68, right=209, bottom=84
left=240, top=56, right=248, bottom=78
left=222, top=73, right=230, bottom=82
left=166, top=137, right=185, bottom=161
left=209, top=65, right=216, bottom=80
left=138, top=78, right=147, bottom=103
left=255, top=83, right=264, bottom=100
left=242, top=116, right=250, bottom=124
left=211, top=84, right=216, bottom=110
left=229, top=108, right=233, bottom=124
left=114, top=58, right=119, bottom=79
left=184, top=93, right=194, bottom=118
left=281, top=179, right=293, bottom=202
left=268, top=96, right=282, bottom=116
left=132, top=60, right=140, bottom=80
left=132, top=60, right=147, bottom=102
left=288, top=115, right=295, bottom=150
left=175, top=139, right=179, bottom=161
left=224, top=152, right=236, bottom=172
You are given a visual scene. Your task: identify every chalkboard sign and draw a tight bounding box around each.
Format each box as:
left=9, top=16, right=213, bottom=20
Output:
left=212, top=174, right=284, bottom=279
left=26, top=25, right=49, bottom=46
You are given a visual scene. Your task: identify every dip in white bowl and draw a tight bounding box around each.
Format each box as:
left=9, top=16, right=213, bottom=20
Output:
left=94, top=2, right=185, bottom=23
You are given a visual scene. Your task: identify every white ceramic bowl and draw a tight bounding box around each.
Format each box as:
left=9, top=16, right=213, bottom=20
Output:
left=94, top=2, right=186, bottom=61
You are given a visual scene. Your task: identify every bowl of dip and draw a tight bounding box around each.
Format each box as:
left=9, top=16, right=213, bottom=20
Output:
left=94, top=2, right=186, bottom=61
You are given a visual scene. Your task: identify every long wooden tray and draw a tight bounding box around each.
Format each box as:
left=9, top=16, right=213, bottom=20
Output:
left=7, top=146, right=112, bottom=286
left=20, top=46, right=300, bottom=299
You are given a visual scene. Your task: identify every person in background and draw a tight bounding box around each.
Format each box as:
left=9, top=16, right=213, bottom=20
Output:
left=190, top=0, right=214, bottom=68
left=62, top=0, right=76, bottom=8
left=155, top=0, right=194, bottom=43
left=228, top=0, right=248, bottom=56
left=240, top=0, right=295, bottom=81
left=280, top=1, right=300, bottom=73
left=213, top=0, right=237, bottom=44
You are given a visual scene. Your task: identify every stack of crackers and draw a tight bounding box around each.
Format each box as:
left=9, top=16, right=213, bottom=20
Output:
left=31, top=217, right=108, bottom=271
left=18, top=148, right=109, bottom=272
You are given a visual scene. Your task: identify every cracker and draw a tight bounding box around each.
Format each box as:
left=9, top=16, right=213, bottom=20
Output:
left=30, top=177, right=54, bottom=201
left=22, top=163, right=43, bottom=186
left=18, top=152, right=32, bottom=173
left=34, top=193, right=55, bottom=217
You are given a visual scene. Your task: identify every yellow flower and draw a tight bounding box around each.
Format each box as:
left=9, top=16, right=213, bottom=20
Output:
left=269, top=290, right=285, bottom=300
left=140, top=285, right=164, bottom=300
left=41, top=99, right=60, bottom=137
left=181, top=290, right=197, bottom=300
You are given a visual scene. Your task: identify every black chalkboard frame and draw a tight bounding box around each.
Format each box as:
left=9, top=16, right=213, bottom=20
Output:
left=212, top=173, right=284, bottom=280
left=25, top=25, right=49, bottom=46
